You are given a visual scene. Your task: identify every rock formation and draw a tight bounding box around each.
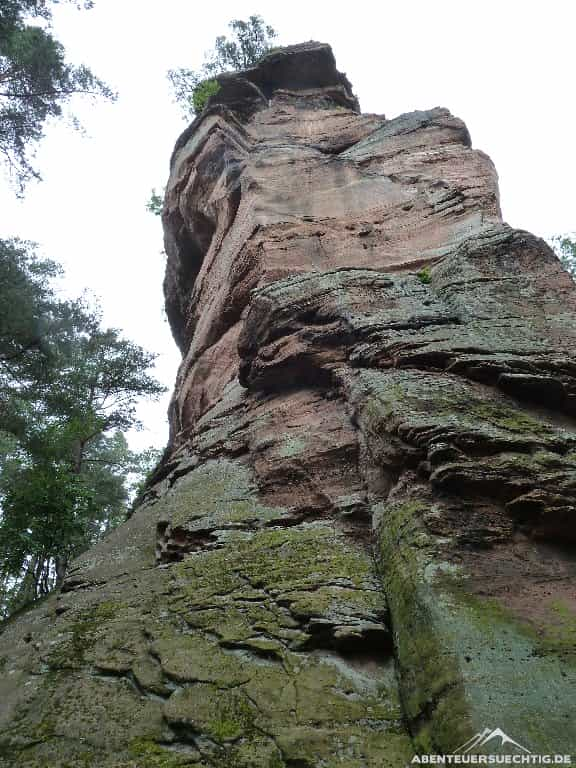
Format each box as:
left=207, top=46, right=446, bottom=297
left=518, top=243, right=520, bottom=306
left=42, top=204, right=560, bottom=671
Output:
left=0, top=42, right=575, bottom=767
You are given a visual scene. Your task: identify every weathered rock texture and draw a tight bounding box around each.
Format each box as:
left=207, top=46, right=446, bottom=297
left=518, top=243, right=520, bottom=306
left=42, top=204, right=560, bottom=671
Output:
left=1, top=42, right=575, bottom=767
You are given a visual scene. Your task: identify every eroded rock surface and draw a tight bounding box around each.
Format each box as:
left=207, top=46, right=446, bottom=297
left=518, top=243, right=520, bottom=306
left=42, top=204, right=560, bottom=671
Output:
left=1, top=42, right=575, bottom=767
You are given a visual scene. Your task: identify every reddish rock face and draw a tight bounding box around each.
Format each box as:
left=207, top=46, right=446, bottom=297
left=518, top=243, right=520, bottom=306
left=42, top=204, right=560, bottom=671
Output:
left=0, top=42, right=574, bottom=768
left=164, top=46, right=503, bottom=437
left=161, top=41, right=576, bottom=755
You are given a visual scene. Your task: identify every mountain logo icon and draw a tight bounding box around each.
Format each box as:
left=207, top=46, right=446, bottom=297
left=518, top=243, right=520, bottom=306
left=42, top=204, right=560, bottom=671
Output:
left=454, top=727, right=532, bottom=755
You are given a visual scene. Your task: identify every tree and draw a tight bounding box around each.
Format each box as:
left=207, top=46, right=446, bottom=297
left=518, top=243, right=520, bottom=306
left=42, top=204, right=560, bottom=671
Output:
left=0, top=430, right=160, bottom=615
left=552, top=234, right=576, bottom=278
left=0, top=239, right=165, bottom=615
left=168, top=15, right=277, bottom=119
left=0, top=0, right=115, bottom=192
left=0, top=237, right=62, bottom=381
left=146, top=188, right=163, bottom=217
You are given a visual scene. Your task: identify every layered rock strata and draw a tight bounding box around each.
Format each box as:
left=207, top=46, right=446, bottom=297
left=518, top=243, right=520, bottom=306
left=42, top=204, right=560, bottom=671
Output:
left=0, top=42, right=575, bottom=767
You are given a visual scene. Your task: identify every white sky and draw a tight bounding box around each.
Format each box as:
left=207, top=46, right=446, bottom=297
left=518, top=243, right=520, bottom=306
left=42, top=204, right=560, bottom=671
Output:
left=1, top=0, right=574, bottom=452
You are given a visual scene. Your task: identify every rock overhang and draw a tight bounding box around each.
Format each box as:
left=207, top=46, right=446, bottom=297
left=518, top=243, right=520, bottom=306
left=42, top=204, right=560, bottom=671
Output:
left=215, top=41, right=358, bottom=108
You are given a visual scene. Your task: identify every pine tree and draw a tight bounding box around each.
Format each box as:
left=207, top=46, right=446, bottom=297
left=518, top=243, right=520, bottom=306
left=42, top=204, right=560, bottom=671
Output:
left=0, top=0, right=115, bottom=192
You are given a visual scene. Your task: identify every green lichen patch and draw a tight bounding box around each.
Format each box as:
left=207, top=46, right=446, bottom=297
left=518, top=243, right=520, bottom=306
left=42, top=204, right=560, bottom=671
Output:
left=230, top=635, right=286, bottom=661
left=353, top=368, right=576, bottom=519
left=160, top=516, right=409, bottom=763
left=377, top=491, right=576, bottom=756
left=132, top=656, right=172, bottom=698
left=164, top=683, right=254, bottom=744
left=286, top=584, right=385, bottom=626
left=178, top=603, right=297, bottom=646
left=46, top=600, right=121, bottom=669
left=433, top=574, right=576, bottom=755
left=243, top=666, right=296, bottom=719
left=129, top=738, right=201, bottom=767
left=375, top=494, right=472, bottom=753
left=170, top=523, right=377, bottom=617
left=355, top=368, right=563, bottom=448
left=542, top=600, right=576, bottom=658
left=155, top=458, right=282, bottom=532
left=271, top=723, right=412, bottom=768
left=466, top=400, right=557, bottom=438
left=294, top=655, right=401, bottom=725
left=0, top=672, right=166, bottom=767
left=224, top=737, right=284, bottom=768
left=235, top=524, right=375, bottom=593
left=440, top=578, right=576, bottom=664
left=152, top=633, right=250, bottom=686
left=0, top=740, right=102, bottom=768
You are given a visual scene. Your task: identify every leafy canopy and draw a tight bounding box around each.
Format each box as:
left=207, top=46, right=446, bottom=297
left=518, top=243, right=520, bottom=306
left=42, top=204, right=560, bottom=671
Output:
left=168, top=15, right=277, bottom=119
left=552, top=234, right=576, bottom=278
left=0, top=237, right=61, bottom=378
left=0, top=0, right=115, bottom=192
left=148, top=16, right=278, bottom=215
left=146, top=188, right=163, bottom=217
left=0, top=238, right=164, bottom=615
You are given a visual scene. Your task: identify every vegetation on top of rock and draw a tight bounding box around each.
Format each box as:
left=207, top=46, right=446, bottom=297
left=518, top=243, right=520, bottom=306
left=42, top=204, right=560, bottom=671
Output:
left=0, top=0, right=116, bottom=193
left=417, top=266, right=432, bottom=284
left=147, top=16, right=277, bottom=216
left=191, top=77, right=221, bottom=114
left=167, top=15, right=277, bottom=119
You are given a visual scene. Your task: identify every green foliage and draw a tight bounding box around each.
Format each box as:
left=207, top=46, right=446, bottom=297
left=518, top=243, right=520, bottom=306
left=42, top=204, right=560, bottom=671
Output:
left=417, top=266, right=432, bottom=284
left=211, top=16, right=277, bottom=71
left=146, top=188, right=164, bottom=217
left=0, top=239, right=165, bottom=616
left=0, top=237, right=61, bottom=382
left=551, top=233, right=576, bottom=278
left=0, top=0, right=115, bottom=192
left=167, top=15, right=277, bottom=119
left=192, top=78, right=220, bottom=114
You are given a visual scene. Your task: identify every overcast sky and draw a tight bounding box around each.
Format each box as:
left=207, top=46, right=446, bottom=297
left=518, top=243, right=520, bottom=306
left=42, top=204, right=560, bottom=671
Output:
left=1, top=0, right=574, bottom=452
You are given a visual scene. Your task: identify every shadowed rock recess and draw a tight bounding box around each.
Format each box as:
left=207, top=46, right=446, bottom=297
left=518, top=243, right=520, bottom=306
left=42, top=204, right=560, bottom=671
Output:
left=1, top=42, right=575, bottom=767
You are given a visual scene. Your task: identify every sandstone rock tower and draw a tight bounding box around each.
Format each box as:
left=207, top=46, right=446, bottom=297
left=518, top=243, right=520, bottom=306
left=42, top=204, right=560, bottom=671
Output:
left=0, top=43, right=575, bottom=767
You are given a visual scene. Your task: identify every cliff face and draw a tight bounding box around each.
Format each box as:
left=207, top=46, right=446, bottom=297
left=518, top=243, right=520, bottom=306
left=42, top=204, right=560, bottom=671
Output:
left=1, top=42, right=575, bottom=768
